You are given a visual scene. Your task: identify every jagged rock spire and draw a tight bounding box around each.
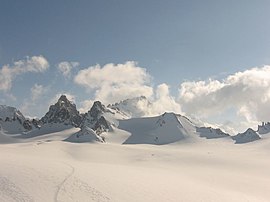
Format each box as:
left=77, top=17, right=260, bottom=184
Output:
left=41, top=95, right=82, bottom=127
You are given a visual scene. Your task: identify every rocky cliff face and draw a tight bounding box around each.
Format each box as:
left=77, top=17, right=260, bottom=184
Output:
left=41, top=95, right=82, bottom=127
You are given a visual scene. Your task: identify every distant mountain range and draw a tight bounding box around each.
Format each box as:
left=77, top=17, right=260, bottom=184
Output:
left=0, top=95, right=268, bottom=144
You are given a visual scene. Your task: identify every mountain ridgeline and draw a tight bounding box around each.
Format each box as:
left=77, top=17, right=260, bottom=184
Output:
left=0, top=95, right=269, bottom=144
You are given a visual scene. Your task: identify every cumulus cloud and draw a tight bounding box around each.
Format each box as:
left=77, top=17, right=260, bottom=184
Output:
left=178, top=65, right=270, bottom=129
left=57, top=61, right=79, bottom=78
left=74, top=62, right=183, bottom=114
left=0, top=56, right=49, bottom=91
left=148, top=83, right=182, bottom=115
left=74, top=61, right=153, bottom=104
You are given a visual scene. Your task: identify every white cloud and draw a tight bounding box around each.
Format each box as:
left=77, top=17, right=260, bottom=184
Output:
left=57, top=61, right=79, bottom=78
left=178, top=65, right=270, bottom=130
left=0, top=56, right=49, bottom=91
left=74, top=61, right=153, bottom=104
left=148, top=83, right=182, bottom=115
left=74, top=62, right=183, bottom=115
left=13, top=55, right=49, bottom=72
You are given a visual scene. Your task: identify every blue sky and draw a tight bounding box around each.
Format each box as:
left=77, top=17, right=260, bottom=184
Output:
left=1, top=0, right=270, bottom=133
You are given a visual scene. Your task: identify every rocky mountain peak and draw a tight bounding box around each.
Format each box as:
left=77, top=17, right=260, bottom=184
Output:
left=54, top=95, right=75, bottom=109
left=89, top=101, right=107, bottom=119
left=41, top=95, right=82, bottom=127
left=58, top=94, right=69, bottom=103
left=80, top=101, right=111, bottom=134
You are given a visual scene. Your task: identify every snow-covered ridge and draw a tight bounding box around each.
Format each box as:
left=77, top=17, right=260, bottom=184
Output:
left=117, top=112, right=231, bottom=145
left=1, top=95, right=270, bottom=145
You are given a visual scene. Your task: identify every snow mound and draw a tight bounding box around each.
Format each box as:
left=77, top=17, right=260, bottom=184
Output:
left=196, top=127, right=230, bottom=139
left=119, top=112, right=197, bottom=145
left=65, top=126, right=103, bottom=143
left=232, top=128, right=261, bottom=144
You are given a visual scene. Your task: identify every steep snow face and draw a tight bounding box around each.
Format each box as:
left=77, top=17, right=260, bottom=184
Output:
left=108, top=96, right=151, bottom=118
left=119, top=112, right=198, bottom=145
left=232, top=128, right=261, bottom=144
left=41, top=95, right=82, bottom=127
left=0, top=105, right=30, bottom=134
left=258, top=122, right=270, bottom=134
left=196, top=127, right=230, bottom=139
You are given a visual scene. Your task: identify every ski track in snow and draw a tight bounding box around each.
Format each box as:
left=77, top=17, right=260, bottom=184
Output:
left=71, top=177, right=110, bottom=202
left=54, top=163, right=110, bottom=202
left=0, top=176, right=33, bottom=202
left=54, top=163, right=75, bottom=202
